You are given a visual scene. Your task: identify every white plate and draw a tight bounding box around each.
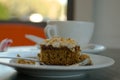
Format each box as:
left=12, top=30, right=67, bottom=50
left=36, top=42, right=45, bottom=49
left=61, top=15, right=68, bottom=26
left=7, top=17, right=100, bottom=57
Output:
left=0, top=44, right=106, bottom=55
left=0, top=47, right=114, bottom=78
left=81, top=44, right=106, bottom=54
left=0, top=46, right=39, bottom=57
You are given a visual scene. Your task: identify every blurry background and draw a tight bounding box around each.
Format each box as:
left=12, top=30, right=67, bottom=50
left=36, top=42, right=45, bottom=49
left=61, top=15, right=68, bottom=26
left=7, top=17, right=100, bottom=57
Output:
left=0, top=0, right=67, bottom=22
left=74, top=0, right=120, bottom=49
left=0, top=0, right=120, bottom=49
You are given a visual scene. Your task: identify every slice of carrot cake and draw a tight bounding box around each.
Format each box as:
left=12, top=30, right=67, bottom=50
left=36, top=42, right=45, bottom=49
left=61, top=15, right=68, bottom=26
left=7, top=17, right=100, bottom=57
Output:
left=38, top=37, right=92, bottom=65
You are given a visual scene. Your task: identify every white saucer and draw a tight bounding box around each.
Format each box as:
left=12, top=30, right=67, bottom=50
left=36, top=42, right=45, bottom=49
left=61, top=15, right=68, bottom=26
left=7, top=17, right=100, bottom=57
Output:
left=81, top=44, right=106, bottom=54
left=0, top=47, right=115, bottom=77
left=0, top=44, right=106, bottom=56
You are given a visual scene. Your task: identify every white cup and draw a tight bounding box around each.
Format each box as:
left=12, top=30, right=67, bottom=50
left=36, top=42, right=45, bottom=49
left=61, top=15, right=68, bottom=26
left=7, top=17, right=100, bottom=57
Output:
left=44, top=21, right=94, bottom=48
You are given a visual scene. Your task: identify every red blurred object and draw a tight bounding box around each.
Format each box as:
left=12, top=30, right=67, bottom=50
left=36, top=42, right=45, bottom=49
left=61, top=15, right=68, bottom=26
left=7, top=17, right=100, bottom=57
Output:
left=0, top=22, right=46, bottom=46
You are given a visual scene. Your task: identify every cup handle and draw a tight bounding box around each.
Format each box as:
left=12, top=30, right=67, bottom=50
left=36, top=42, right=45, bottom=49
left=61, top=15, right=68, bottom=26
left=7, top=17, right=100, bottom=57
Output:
left=44, top=25, right=58, bottom=38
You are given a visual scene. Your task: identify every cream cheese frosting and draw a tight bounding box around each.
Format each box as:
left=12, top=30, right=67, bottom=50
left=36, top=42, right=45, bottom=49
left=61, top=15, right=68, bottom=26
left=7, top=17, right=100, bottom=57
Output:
left=40, top=37, right=79, bottom=49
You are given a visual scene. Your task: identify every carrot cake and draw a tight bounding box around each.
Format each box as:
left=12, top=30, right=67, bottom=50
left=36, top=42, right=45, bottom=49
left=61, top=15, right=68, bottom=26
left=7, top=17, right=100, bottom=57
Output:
left=38, top=37, right=92, bottom=65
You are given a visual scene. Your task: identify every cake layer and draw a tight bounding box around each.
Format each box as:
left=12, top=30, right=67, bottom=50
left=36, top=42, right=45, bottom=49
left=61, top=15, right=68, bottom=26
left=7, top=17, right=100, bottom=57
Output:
left=39, top=48, right=81, bottom=65
left=38, top=37, right=92, bottom=65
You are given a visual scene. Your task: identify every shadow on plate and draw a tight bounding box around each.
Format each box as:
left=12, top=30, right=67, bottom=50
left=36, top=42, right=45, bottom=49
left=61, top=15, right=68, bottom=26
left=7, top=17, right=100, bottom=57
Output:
left=15, top=72, right=90, bottom=80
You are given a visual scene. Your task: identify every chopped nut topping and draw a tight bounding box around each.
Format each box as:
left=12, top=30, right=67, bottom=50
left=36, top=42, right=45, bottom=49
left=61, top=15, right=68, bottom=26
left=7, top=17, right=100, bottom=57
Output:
left=41, top=37, right=79, bottom=49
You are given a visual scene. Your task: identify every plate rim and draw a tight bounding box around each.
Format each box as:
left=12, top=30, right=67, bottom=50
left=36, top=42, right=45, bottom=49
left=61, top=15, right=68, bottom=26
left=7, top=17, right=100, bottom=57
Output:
left=81, top=43, right=106, bottom=53
left=0, top=53, right=115, bottom=71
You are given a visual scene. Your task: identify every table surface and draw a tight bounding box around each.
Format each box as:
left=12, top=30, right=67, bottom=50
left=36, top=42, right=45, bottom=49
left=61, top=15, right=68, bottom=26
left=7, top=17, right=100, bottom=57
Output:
left=0, top=48, right=119, bottom=80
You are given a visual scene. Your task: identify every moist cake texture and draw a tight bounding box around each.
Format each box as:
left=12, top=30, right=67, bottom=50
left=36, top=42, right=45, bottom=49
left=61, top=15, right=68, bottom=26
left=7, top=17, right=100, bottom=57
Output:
left=38, top=37, right=91, bottom=65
